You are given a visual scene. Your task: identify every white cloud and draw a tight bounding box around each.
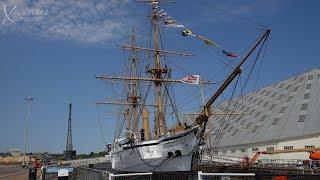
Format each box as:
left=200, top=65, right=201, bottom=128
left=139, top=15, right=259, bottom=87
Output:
left=0, top=0, right=130, bottom=44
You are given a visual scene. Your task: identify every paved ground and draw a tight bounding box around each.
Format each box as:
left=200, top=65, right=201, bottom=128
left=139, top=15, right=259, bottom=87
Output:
left=0, top=165, right=27, bottom=179
left=0, top=165, right=40, bottom=179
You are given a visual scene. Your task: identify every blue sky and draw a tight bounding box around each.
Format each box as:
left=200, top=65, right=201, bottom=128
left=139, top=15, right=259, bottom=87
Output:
left=0, top=0, right=319, bottom=153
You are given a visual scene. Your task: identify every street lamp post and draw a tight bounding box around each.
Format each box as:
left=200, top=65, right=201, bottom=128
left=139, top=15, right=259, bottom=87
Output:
left=23, top=96, right=34, bottom=167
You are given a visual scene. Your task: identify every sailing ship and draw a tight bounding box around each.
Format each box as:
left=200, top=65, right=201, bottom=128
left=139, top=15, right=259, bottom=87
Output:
left=95, top=0, right=271, bottom=172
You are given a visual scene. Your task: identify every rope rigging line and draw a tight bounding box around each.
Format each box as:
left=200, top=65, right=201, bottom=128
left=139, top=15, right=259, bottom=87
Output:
left=210, top=35, right=270, bottom=152
left=172, top=31, right=267, bottom=113
left=212, top=58, right=257, bottom=148
left=172, top=65, right=228, bottom=115
left=252, top=37, right=269, bottom=91
left=96, top=104, right=107, bottom=145
left=211, top=75, right=240, bottom=151
left=164, top=83, right=181, bottom=123
left=206, top=45, right=237, bottom=69
left=208, top=0, right=269, bottom=29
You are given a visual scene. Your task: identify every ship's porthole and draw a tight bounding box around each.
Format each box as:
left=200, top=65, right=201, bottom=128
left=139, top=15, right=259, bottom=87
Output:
left=167, top=152, right=174, bottom=158
left=175, top=150, right=182, bottom=156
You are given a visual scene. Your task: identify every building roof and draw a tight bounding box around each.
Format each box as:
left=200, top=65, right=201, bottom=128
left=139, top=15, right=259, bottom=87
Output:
left=210, top=69, right=320, bottom=148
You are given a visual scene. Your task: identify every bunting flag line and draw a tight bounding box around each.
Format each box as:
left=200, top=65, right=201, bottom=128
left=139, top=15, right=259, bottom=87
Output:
left=164, top=17, right=184, bottom=28
left=222, top=50, right=238, bottom=58
left=180, top=75, right=200, bottom=85
left=182, top=29, right=237, bottom=58
left=182, top=29, right=219, bottom=47
left=153, top=5, right=238, bottom=59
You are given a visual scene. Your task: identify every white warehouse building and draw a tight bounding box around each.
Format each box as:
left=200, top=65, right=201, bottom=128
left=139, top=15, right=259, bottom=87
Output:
left=209, top=69, right=320, bottom=161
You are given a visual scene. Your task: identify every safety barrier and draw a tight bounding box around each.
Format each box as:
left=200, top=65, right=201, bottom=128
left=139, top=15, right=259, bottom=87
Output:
left=198, top=171, right=255, bottom=180
left=42, top=167, right=320, bottom=180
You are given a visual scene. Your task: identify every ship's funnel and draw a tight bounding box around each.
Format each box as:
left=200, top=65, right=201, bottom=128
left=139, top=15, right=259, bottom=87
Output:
left=142, top=107, right=151, bottom=140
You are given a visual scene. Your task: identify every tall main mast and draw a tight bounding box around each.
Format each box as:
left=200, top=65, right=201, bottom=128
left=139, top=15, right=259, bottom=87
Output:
left=129, top=30, right=140, bottom=136
left=151, top=2, right=166, bottom=137
left=97, top=0, right=192, bottom=139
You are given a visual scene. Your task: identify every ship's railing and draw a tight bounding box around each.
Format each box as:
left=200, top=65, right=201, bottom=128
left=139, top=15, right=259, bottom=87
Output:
left=198, top=171, right=255, bottom=180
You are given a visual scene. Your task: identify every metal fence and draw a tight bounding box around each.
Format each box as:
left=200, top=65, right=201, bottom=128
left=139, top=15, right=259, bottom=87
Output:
left=198, top=172, right=255, bottom=180
left=44, top=167, right=108, bottom=180
left=43, top=168, right=320, bottom=180
left=71, top=167, right=109, bottom=180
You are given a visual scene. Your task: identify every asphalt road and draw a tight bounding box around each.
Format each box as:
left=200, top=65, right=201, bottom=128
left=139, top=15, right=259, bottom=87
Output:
left=0, top=165, right=28, bottom=179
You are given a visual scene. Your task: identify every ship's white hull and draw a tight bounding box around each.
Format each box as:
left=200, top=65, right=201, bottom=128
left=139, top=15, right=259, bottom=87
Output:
left=111, top=126, right=202, bottom=172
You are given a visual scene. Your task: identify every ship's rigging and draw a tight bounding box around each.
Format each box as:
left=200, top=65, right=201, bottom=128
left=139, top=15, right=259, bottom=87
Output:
left=95, top=0, right=271, bottom=163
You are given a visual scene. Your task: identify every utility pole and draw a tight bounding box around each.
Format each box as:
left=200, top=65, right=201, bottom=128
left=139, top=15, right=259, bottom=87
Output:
left=23, top=96, right=34, bottom=167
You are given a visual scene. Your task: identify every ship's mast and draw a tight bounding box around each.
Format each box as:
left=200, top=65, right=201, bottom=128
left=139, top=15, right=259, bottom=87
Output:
left=97, top=0, right=196, bottom=139
left=195, top=29, right=271, bottom=126
left=128, top=29, right=140, bottom=136
left=150, top=3, right=166, bottom=137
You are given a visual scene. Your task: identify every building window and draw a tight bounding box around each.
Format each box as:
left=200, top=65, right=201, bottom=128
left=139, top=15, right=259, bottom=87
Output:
left=245, top=107, right=250, bottom=112
left=303, top=93, right=310, bottom=99
left=223, top=150, right=226, bottom=154
left=224, top=123, right=230, bottom=129
left=293, top=76, right=298, bottom=80
left=301, top=103, right=308, bottom=110
left=292, top=86, right=299, bottom=92
left=285, top=84, right=292, bottom=90
left=269, top=104, right=276, bottom=110
left=308, top=75, right=314, bottom=80
left=279, top=106, right=287, bottom=113
left=234, top=101, right=239, bottom=107
left=245, top=122, right=253, bottom=129
left=252, top=147, right=259, bottom=151
left=305, top=145, right=315, bottom=148
left=271, top=118, right=280, bottom=125
left=254, top=112, right=261, bottom=118
left=286, top=96, right=293, bottom=102
left=235, top=116, right=242, bottom=122
left=251, top=125, right=259, bottom=133
left=241, top=149, right=246, bottom=152
left=284, top=146, right=294, bottom=150
left=270, top=92, right=277, bottom=98
left=240, top=119, right=246, bottom=125
left=306, top=83, right=312, bottom=89
left=260, top=115, right=268, bottom=121
left=231, top=150, right=235, bottom=153
left=257, top=100, right=263, bottom=105
left=263, top=101, right=269, bottom=107
left=299, top=77, right=304, bottom=82
left=298, top=115, right=306, bottom=122
left=277, top=95, right=283, bottom=100
left=279, top=83, right=285, bottom=88
left=231, top=129, right=239, bottom=136
left=266, top=147, right=275, bottom=152
left=228, top=126, right=234, bottom=132
left=265, top=91, right=271, bottom=96
left=252, top=98, right=258, bottom=103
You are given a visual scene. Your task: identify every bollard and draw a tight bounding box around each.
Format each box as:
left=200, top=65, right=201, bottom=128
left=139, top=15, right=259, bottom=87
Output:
left=58, top=169, right=69, bottom=180
left=29, top=167, right=37, bottom=180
